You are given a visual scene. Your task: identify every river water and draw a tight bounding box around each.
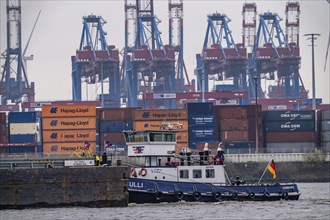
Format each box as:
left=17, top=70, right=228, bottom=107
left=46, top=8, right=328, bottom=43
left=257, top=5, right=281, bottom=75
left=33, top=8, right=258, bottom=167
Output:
left=1, top=182, right=329, bottom=220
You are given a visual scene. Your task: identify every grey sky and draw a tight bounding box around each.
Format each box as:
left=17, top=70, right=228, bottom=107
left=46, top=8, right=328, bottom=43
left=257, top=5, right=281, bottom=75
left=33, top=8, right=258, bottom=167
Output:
left=1, top=0, right=329, bottom=104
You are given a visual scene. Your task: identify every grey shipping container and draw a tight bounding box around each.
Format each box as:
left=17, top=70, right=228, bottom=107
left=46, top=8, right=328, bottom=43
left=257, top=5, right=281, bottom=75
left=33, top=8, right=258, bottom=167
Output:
left=263, top=110, right=315, bottom=121
left=321, top=120, right=330, bottom=131
left=322, top=109, right=330, bottom=120
left=99, top=120, right=133, bottom=133
left=321, top=131, right=330, bottom=142
left=265, top=121, right=315, bottom=132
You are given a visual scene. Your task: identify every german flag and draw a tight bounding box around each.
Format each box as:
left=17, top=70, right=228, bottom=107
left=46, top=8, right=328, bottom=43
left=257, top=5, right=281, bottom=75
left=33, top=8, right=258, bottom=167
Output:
left=267, top=159, right=277, bottom=179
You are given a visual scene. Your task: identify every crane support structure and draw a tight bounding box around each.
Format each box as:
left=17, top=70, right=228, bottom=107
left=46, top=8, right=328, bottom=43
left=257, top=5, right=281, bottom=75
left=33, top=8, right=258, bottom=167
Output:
left=248, top=2, right=307, bottom=99
left=71, top=15, right=120, bottom=107
left=0, top=0, right=35, bottom=105
left=123, top=0, right=176, bottom=108
left=196, top=13, right=247, bottom=96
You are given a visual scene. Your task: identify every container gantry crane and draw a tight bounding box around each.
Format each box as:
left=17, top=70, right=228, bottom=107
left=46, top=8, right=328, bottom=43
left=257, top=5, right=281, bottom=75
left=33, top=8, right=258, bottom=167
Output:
left=248, top=2, right=306, bottom=100
left=195, top=13, right=247, bottom=99
left=123, top=0, right=176, bottom=108
left=0, top=0, right=35, bottom=105
left=71, top=15, right=120, bottom=107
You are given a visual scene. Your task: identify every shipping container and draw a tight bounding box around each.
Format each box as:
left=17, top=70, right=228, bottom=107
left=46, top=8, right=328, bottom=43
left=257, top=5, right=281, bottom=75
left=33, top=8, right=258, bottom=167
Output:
left=42, top=105, right=96, bottom=118
left=220, top=130, right=249, bottom=141
left=9, top=123, right=37, bottom=135
left=266, top=131, right=316, bottom=143
left=0, top=133, right=8, bottom=144
left=188, top=114, right=215, bottom=127
left=133, top=109, right=188, bottom=121
left=105, top=144, right=128, bottom=157
left=187, top=102, right=213, bottom=115
left=219, top=107, right=247, bottom=119
left=133, top=120, right=188, bottom=131
left=262, top=110, right=315, bottom=121
left=8, top=112, right=37, bottom=123
left=189, top=127, right=216, bottom=140
left=265, top=121, right=315, bottom=132
left=0, top=146, right=9, bottom=154
left=176, top=131, right=189, bottom=143
left=226, top=141, right=255, bottom=154
left=322, top=109, right=330, bottom=120
left=321, top=142, right=330, bottom=151
left=98, top=107, right=138, bottom=121
left=42, top=129, right=96, bottom=143
left=42, top=117, right=96, bottom=130
left=43, top=142, right=97, bottom=154
left=99, top=132, right=126, bottom=145
left=0, top=112, right=6, bottom=122
left=220, top=119, right=248, bottom=131
left=99, top=120, right=133, bottom=133
left=9, top=146, right=35, bottom=154
left=322, top=120, right=330, bottom=131
left=321, top=131, right=330, bottom=142
left=10, top=134, right=36, bottom=143
left=266, top=142, right=316, bottom=153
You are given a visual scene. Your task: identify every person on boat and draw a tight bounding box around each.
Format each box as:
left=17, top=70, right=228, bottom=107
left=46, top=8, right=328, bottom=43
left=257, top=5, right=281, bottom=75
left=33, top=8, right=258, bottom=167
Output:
left=102, top=152, right=108, bottom=165
left=233, top=176, right=245, bottom=186
left=215, top=142, right=225, bottom=165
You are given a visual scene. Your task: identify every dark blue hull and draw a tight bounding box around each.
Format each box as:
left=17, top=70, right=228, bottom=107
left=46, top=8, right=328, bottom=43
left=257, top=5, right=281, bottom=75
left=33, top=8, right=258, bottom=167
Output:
left=128, top=178, right=300, bottom=203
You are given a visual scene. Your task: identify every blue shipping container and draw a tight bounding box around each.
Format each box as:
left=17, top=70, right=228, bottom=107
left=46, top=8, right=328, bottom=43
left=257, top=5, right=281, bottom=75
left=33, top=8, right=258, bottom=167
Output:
left=99, top=120, right=133, bottom=133
left=189, top=127, right=216, bottom=140
left=187, top=102, right=213, bottom=115
left=188, top=114, right=215, bottom=127
left=9, top=146, right=35, bottom=153
left=8, top=112, right=37, bottom=123
left=265, top=121, right=315, bottom=132
left=263, top=110, right=315, bottom=121
left=10, top=134, right=36, bottom=143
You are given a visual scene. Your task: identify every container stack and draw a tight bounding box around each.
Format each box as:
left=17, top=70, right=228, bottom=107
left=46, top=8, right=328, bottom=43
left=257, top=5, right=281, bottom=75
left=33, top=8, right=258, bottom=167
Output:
left=263, top=110, right=316, bottom=153
left=97, top=108, right=136, bottom=155
left=187, top=102, right=215, bottom=152
left=0, top=112, right=9, bottom=154
left=320, top=109, right=330, bottom=152
left=8, top=112, right=37, bottom=153
left=42, top=105, right=96, bottom=155
left=214, top=105, right=263, bottom=154
left=133, top=109, right=188, bottom=153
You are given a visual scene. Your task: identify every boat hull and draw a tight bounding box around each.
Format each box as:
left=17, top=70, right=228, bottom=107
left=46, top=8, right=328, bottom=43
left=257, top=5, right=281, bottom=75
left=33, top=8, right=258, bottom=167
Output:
left=128, top=178, right=300, bottom=203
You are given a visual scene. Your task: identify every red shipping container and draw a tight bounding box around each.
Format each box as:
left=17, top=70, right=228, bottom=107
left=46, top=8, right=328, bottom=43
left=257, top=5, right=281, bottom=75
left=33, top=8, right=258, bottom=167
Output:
left=220, top=119, right=248, bottom=131
left=220, top=131, right=249, bottom=141
left=220, top=107, right=247, bottom=119
left=100, top=132, right=126, bottom=145
left=97, top=107, right=138, bottom=121
left=266, top=132, right=316, bottom=143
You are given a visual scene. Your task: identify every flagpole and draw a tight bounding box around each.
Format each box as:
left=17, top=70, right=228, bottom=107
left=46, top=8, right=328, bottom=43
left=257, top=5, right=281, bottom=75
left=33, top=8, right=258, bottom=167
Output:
left=258, top=160, right=271, bottom=184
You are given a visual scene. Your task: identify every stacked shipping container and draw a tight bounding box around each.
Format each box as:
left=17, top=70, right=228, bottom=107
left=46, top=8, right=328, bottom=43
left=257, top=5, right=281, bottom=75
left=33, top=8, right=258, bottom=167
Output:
left=187, top=103, right=216, bottom=152
left=8, top=112, right=37, bottom=153
left=213, top=105, right=263, bottom=153
left=0, top=112, right=9, bottom=153
left=133, top=109, right=189, bottom=153
left=263, top=110, right=316, bottom=153
left=321, top=109, right=330, bottom=151
left=97, top=108, right=136, bottom=155
left=42, top=105, right=97, bottom=155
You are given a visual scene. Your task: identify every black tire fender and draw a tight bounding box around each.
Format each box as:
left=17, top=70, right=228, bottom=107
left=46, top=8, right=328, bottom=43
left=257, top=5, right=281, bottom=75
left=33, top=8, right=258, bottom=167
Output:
left=193, top=191, right=201, bottom=201
left=213, top=192, right=222, bottom=201
left=155, top=191, right=163, bottom=201
left=249, top=192, right=255, bottom=199
left=175, top=191, right=184, bottom=200
left=282, top=192, right=289, bottom=200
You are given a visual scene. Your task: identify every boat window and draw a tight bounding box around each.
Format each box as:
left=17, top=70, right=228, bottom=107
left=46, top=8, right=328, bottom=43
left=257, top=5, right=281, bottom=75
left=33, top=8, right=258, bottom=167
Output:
left=193, top=169, right=202, bottom=178
left=179, top=170, right=189, bottom=179
left=125, top=132, right=147, bottom=143
left=206, top=169, right=215, bottom=178
left=150, top=133, right=163, bottom=142
left=165, top=133, right=176, bottom=142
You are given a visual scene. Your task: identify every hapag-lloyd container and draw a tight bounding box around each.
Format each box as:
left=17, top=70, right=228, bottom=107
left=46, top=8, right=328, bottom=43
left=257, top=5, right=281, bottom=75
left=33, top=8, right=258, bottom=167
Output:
left=43, top=142, right=97, bottom=154
left=133, top=120, right=188, bottom=131
left=262, top=110, right=315, bottom=121
left=133, top=109, right=188, bottom=121
left=42, top=105, right=96, bottom=118
left=42, top=130, right=96, bottom=143
left=42, top=117, right=96, bottom=130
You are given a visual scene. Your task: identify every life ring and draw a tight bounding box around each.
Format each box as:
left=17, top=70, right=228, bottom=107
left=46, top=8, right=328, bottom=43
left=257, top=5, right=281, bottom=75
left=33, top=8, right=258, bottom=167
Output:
left=155, top=191, right=163, bottom=201
left=212, top=192, right=221, bottom=201
left=175, top=191, right=184, bottom=200
left=282, top=192, right=289, bottom=200
left=193, top=191, right=202, bottom=201
left=231, top=192, right=238, bottom=200
left=130, top=168, right=137, bottom=177
left=249, top=192, right=255, bottom=200
left=139, top=168, right=147, bottom=177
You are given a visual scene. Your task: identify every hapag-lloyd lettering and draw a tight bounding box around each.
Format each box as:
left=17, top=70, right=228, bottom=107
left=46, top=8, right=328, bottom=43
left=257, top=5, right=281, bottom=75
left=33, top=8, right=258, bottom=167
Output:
left=152, top=112, right=181, bottom=118
left=60, top=120, right=89, bottom=126
left=61, top=133, right=90, bottom=139
left=60, top=108, right=89, bottom=114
